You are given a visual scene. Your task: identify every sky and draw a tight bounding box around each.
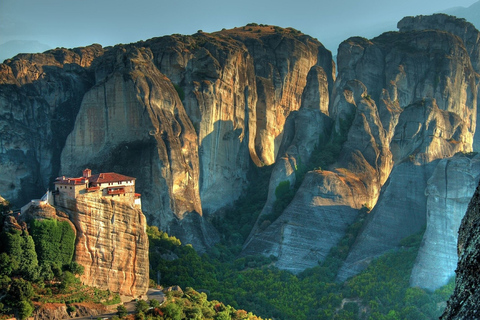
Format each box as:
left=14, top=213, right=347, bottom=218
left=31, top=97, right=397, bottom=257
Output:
left=0, top=0, right=478, bottom=55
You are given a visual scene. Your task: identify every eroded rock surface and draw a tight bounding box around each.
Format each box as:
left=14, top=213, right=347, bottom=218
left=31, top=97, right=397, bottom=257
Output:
left=410, top=154, right=480, bottom=290
left=441, top=180, right=480, bottom=319
left=57, top=194, right=149, bottom=298
left=0, top=45, right=104, bottom=206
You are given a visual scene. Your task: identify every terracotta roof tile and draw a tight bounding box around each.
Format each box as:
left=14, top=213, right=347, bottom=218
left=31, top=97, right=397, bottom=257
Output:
left=89, top=172, right=136, bottom=184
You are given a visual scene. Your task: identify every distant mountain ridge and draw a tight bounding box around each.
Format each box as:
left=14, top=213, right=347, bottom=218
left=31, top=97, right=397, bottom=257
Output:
left=442, top=1, right=480, bottom=27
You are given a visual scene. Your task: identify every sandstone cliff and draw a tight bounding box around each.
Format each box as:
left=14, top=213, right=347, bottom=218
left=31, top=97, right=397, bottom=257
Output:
left=441, top=181, right=480, bottom=319
left=244, top=15, right=479, bottom=280
left=0, top=25, right=334, bottom=250
left=0, top=45, right=104, bottom=206
left=55, top=193, right=149, bottom=298
left=331, top=18, right=479, bottom=286
left=2, top=16, right=480, bottom=291
left=410, top=154, right=480, bottom=290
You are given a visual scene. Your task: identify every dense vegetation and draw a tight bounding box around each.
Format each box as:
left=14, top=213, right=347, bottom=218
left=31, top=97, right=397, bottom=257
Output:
left=147, top=111, right=453, bottom=319
left=148, top=224, right=453, bottom=320
left=30, top=219, right=76, bottom=268
left=118, top=287, right=265, bottom=320
left=0, top=201, right=118, bottom=320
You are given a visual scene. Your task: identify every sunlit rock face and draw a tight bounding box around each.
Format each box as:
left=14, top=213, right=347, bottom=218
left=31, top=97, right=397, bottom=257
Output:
left=0, top=26, right=334, bottom=250
left=17, top=196, right=149, bottom=299
left=141, top=28, right=334, bottom=213
left=60, top=194, right=149, bottom=298
left=336, top=17, right=479, bottom=286
left=245, top=15, right=479, bottom=280
left=441, top=180, right=480, bottom=319
left=59, top=47, right=209, bottom=248
left=0, top=45, right=104, bottom=206
left=398, top=14, right=480, bottom=151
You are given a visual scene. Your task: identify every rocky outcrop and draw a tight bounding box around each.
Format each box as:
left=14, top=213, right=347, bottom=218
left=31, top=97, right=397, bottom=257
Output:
left=6, top=25, right=331, bottom=249
left=441, top=180, right=480, bottom=319
left=336, top=161, right=433, bottom=281
left=59, top=46, right=208, bottom=249
left=397, top=14, right=480, bottom=152
left=2, top=16, right=480, bottom=288
left=32, top=302, right=107, bottom=320
left=55, top=194, right=149, bottom=298
left=410, top=154, right=480, bottom=290
left=244, top=15, right=479, bottom=280
left=0, top=45, right=104, bottom=206
left=332, top=20, right=478, bottom=283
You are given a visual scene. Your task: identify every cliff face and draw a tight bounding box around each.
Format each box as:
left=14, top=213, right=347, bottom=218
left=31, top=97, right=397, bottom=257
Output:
left=0, top=45, right=104, bottom=206
left=0, top=25, right=333, bottom=250
left=2, top=15, right=480, bottom=291
left=244, top=15, right=479, bottom=278
left=441, top=181, right=480, bottom=319
left=18, top=193, right=149, bottom=298
left=57, top=193, right=149, bottom=298
left=410, top=154, right=480, bottom=290
left=332, top=17, right=479, bottom=285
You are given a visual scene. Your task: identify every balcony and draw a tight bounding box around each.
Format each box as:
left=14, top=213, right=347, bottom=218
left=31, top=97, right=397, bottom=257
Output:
left=107, top=188, right=125, bottom=195
left=86, top=186, right=100, bottom=192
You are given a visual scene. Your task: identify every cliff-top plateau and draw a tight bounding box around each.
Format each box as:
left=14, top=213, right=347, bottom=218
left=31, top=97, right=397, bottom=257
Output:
left=2, top=14, right=480, bottom=303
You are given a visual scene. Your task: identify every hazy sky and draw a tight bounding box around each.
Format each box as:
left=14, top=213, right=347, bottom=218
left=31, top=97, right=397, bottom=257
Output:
left=0, top=0, right=477, bottom=53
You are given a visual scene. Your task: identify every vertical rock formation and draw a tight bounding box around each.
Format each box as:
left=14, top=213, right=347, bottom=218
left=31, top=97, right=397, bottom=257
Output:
left=0, top=45, right=104, bottom=206
left=410, top=154, right=480, bottom=290
left=16, top=193, right=149, bottom=298
left=441, top=181, right=480, bottom=319
left=245, top=15, right=479, bottom=282
left=56, top=26, right=334, bottom=248
left=51, top=192, right=149, bottom=298
left=58, top=46, right=211, bottom=248
left=334, top=17, right=478, bottom=284
left=0, top=25, right=334, bottom=249
left=397, top=14, right=480, bottom=151
left=68, top=195, right=149, bottom=298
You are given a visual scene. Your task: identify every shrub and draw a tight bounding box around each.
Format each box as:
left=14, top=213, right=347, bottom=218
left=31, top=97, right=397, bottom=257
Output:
left=135, top=299, right=149, bottom=313
left=17, top=300, right=34, bottom=320
left=117, top=304, right=128, bottom=318
left=30, top=219, right=76, bottom=268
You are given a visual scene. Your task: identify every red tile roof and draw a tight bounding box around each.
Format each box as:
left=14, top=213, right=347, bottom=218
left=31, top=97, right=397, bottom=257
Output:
left=89, top=172, right=136, bottom=184
left=55, top=171, right=136, bottom=185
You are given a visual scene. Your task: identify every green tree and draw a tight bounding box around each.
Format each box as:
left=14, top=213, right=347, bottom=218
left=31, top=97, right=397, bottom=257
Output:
left=117, top=304, right=128, bottom=318
left=68, top=261, right=84, bottom=276
left=17, top=300, right=34, bottom=320
left=135, top=299, right=149, bottom=314
left=60, top=271, right=78, bottom=291
left=149, top=299, right=161, bottom=308
left=30, top=219, right=76, bottom=267
left=7, top=278, right=34, bottom=304
left=162, top=302, right=184, bottom=320
left=0, top=252, right=13, bottom=276
left=19, top=232, right=39, bottom=280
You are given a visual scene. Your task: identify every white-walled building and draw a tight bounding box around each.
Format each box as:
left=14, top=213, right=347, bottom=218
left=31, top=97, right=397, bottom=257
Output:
left=54, top=169, right=141, bottom=208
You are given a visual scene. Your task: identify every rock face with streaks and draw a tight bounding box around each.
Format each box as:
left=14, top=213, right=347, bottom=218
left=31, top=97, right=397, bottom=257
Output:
left=244, top=15, right=478, bottom=277
left=0, top=45, right=104, bottom=206
left=56, top=193, right=149, bottom=298
left=441, top=181, right=480, bottom=319
left=0, top=25, right=334, bottom=250
left=2, top=15, right=480, bottom=291
left=410, top=154, right=480, bottom=290
left=338, top=16, right=478, bottom=288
